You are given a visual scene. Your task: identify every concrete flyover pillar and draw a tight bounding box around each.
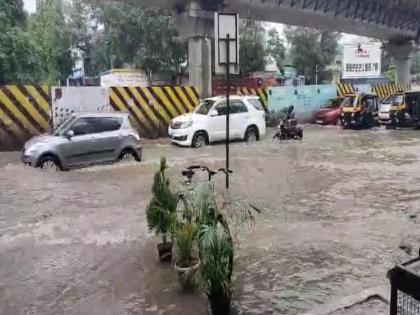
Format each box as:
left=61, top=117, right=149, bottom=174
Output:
left=188, top=36, right=212, bottom=98
left=386, top=40, right=416, bottom=84
left=173, top=2, right=213, bottom=99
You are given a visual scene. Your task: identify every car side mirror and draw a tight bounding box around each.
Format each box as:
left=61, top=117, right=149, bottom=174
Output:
left=210, top=110, right=218, bottom=117
left=65, top=130, right=74, bottom=139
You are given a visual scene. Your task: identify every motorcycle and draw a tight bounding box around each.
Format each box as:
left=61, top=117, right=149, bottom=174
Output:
left=273, top=106, right=304, bottom=140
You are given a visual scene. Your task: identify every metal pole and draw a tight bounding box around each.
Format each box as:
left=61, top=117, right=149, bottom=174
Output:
left=315, top=64, right=319, bottom=109
left=226, top=34, right=230, bottom=189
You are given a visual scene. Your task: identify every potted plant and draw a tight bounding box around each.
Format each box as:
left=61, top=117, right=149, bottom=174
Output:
left=182, top=183, right=259, bottom=315
left=199, top=223, right=233, bottom=314
left=174, top=221, right=200, bottom=289
left=146, top=157, right=178, bottom=261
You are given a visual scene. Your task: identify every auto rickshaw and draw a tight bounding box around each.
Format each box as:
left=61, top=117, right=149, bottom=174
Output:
left=340, top=93, right=379, bottom=129
left=388, top=89, right=420, bottom=129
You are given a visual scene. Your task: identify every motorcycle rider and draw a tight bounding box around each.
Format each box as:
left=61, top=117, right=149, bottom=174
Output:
left=274, top=105, right=302, bottom=140
left=286, top=105, right=295, bottom=120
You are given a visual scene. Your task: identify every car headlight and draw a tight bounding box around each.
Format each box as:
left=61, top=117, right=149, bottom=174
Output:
left=180, top=121, right=193, bottom=129
left=25, top=144, right=43, bottom=155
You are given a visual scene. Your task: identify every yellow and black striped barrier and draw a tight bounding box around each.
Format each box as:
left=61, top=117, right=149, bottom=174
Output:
left=236, top=87, right=269, bottom=110
left=372, top=83, right=412, bottom=100
left=336, top=84, right=356, bottom=97
left=0, top=85, right=50, bottom=149
left=109, top=86, right=200, bottom=138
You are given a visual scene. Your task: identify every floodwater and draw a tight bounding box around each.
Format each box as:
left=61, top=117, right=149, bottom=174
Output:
left=1, top=125, right=419, bottom=315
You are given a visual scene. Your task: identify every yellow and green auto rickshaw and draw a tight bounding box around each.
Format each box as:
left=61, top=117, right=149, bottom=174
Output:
left=340, top=93, right=379, bottom=129
left=388, top=89, right=420, bottom=129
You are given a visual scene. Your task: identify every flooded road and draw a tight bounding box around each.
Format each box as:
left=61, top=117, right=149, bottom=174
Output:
left=1, top=125, right=419, bottom=315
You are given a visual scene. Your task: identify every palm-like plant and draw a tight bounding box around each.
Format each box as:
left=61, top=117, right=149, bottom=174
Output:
left=199, top=223, right=234, bottom=314
left=146, top=157, right=178, bottom=260
left=176, top=221, right=199, bottom=268
left=181, top=182, right=259, bottom=314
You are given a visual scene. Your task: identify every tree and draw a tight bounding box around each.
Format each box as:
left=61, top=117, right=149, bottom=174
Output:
left=133, top=9, right=186, bottom=84
left=240, top=20, right=267, bottom=75
left=284, top=26, right=340, bottom=84
left=411, top=52, right=420, bottom=75
left=267, top=28, right=286, bottom=72
left=89, top=2, right=187, bottom=84
left=0, top=0, right=40, bottom=84
left=29, top=0, right=73, bottom=85
left=385, top=64, right=397, bottom=83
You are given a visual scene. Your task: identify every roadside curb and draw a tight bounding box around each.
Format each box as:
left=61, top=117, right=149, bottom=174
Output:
left=300, top=285, right=389, bottom=315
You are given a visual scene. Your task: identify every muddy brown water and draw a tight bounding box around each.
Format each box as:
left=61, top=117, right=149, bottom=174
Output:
left=1, top=126, right=420, bottom=315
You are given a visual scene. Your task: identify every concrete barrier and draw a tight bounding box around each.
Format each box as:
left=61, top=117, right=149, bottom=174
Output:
left=109, top=86, right=199, bottom=138
left=51, top=86, right=110, bottom=128
left=0, top=85, right=50, bottom=150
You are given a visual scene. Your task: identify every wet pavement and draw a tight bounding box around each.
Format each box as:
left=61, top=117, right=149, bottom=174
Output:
left=1, top=125, right=420, bottom=315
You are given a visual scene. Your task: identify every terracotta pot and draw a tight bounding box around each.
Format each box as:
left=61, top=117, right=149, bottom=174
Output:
left=157, top=242, right=173, bottom=262
left=174, top=258, right=201, bottom=289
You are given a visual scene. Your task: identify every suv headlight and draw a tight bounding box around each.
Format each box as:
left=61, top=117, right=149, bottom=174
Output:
left=180, top=121, right=193, bottom=129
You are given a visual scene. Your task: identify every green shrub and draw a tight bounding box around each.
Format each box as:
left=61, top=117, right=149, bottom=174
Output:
left=175, top=221, right=199, bottom=267
left=146, top=157, right=178, bottom=244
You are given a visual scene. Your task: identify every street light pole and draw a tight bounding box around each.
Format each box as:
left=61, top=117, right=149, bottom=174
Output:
left=225, top=34, right=230, bottom=189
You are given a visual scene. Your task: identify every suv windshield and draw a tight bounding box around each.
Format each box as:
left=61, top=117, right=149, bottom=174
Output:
left=341, top=96, right=356, bottom=107
left=195, top=100, right=216, bottom=115
left=382, top=94, right=404, bottom=105
left=54, top=116, right=77, bottom=136
left=248, top=98, right=265, bottom=110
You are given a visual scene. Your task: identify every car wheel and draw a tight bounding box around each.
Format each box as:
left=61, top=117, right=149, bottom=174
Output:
left=245, top=126, right=258, bottom=143
left=38, top=156, right=60, bottom=171
left=192, top=132, right=207, bottom=148
left=119, top=149, right=141, bottom=162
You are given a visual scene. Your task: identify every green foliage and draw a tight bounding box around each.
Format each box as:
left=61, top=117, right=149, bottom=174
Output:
left=240, top=20, right=267, bottom=75
left=90, top=2, right=187, bottom=83
left=199, top=224, right=233, bottom=301
left=175, top=221, right=199, bottom=267
left=0, top=0, right=26, bottom=27
left=0, top=0, right=186, bottom=85
left=411, top=52, right=420, bottom=75
left=146, top=157, right=178, bottom=243
left=284, top=26, right=340, bottom=84
left=29, top=0, right=73, bottom=84
left=0, top=0, right=39, bottom=84
left=267, top=28, right=286, bottom=71
left=179, top=182, right=258, bottom=310
left=385, top=64, right=397, bottom=83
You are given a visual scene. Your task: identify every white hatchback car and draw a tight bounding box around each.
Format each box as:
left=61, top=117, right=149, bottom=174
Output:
left=168, top=95, right=266, bottom=148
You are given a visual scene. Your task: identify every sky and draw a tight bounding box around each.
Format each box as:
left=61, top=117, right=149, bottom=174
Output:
left=23, top=0, right=36, bottom=13
left=264, top=22, right=368, bottom=45
left=22, top=0, right=366, bottom=44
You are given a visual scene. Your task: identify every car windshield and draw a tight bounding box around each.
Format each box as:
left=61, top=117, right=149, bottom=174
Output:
left=195, top=100, right=216, bottom=115
left=341, top=96, right=356, bottom=107
left=382, top=94, right=403, bottom=105
left=322, top=99, right=340, bottom=108
left=54, top=116, right=77, bottom=136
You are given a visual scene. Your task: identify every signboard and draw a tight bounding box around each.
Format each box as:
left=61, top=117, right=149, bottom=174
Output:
left=214, top=12, right=239, bottom=75
left=284, top=65, right=297, bottom=78
left=342, top=42, right=382, bottom=79
left=100, top=69, right=148, bottom=87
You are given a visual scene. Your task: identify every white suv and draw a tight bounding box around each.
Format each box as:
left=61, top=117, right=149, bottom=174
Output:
left=168, top=95, right=266, bottom=148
